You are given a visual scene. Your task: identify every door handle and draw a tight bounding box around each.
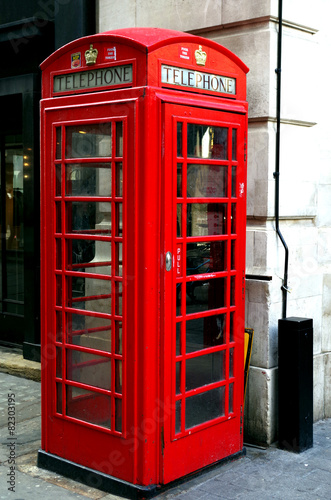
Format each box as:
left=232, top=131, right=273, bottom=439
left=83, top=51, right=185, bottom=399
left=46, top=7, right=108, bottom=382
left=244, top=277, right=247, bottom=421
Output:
left=165, top=251, right=172, bottom=271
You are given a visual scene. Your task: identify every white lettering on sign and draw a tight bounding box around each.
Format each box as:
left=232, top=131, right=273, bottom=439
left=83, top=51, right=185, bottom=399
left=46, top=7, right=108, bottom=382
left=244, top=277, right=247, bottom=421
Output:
left=53, top=64, right=133, bottom=93
left=161, top=64, right=236, bottom=95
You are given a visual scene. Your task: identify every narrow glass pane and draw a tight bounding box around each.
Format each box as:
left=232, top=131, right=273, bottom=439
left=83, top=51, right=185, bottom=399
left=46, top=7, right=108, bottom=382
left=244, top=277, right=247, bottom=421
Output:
left=187, top=164, right=227, bottom=198
left=175, top=400, right=181, bottom=434
left=177, top=204, right=182, bottom=237
left=56, top=347, right=62, bottom=378
left=55, top=202, right=61, bottom=233
left=66, top=201, right=111, bottom=235
left=231, top=204, right=236, bottom=234
left=115, top=321, right=123, bottom=354
left=56, top=311, right=63, bottom=342
left=115, top=398, right=122, bottom=432
left=186, top=277, right=226, bottom=314
left=177, top=122, right=183, bottom=157
left=231, top=166, right=236, bottom=198
left=65, top=164, right=111, bottom=197
left=176, top=283, right=182, bottom=316
left=232, top=129, right=237, bottom=161
left=229, top=348, right=234, bottom=378
left=56, top=127, right=62, bottom=159
left=186, top=350, right=226, bottom=391
left=115, top=359, right=122, bottom=393
left=186, top=386, right=225, bottom=429
left=231, top=240, right=235, bottom=270
left=176, top=362, right=181, bottom=394
left=67, top=350, right=111, bottom=390
left=115, top=281, right=122, bottom=316
left=115, top=203, right=123, bottom=237
left=56, top=238, right=62, bottom=270
left=186, top=314, right=226, bottom=353
left=56, top=383, right=62, bottom=414
left=65, top=123, right=111, bottom=158
left=229, top=383, right=234, bottom=413
left=230, top=311, right=235, bottom=343
left=187, top=203, right=227, bottom=236
left=56, top=165, right=61, bottom=196
left=66, top=386, right=111, bottom=429
left=187, top=124, right=228, bottom=159
left=116, top=122, right=123, bottom=157
left=116, top=162, right=123, bottom=197
left=186, top=241, right=226, bottom=275
left=67, top=313, right=111, bottom=352
left=231, top=276, right=235, bottom=306
left=176, top=322, right=181, bottom=355
left=67, top=276, right=112, bottom=315
left=115, top=242, right=123, bottom=277
left=56, top=275, right=62, bottom=306
left=177, top=163, right=182, bottom=197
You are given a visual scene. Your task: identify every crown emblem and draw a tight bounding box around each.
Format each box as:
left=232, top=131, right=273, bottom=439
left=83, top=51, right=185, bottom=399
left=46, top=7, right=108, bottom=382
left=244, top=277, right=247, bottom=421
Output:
left=85, top=44, right=98, bottom=65
left=195, top=45, right=207, bottom=66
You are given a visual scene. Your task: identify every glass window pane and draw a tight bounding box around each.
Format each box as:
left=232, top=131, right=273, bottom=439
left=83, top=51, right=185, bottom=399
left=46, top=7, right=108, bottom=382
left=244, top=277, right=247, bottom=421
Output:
left=231, top=240, right=235, bottom=270
left=229, top=347, right=234, bottom=378
left=65, top=164, right=111, bottom=197
left=115, top=282, right=122, bottom=316
left=66, top=201, right=111, bottom=235
left=67, top=239, right=111, bottom=269
left=115, top=203, right=123, bottom=237
left=231, top=276, right=235, bottom=306
left=231, top=204, right=236, bottom=234
left=67, top=313, right=111, bottom=351
left=187, top=124, right=228, bottom=159
left=232, top=129, right=237, bottom=161
left=56, top=347, right=62, bottom=378
left=186, top=314, right=226, bottom=353
left=114, top=242, right=123, bottom=277
left=186, top=277, right=226, bottom=314
left=177, top=163, right=182, bottom=197
left=176, top=283, right=182, bottom=316
left=116, top=162, right=123, bottom=197
left=176, top=362, right=181, bottom=394
left=186, top=350, right=226, bottom=391
left=177, top=204, right=182, bottom=237
left=67, top=276, right=112, bottom=315
left=175, top=400, right=181, bottom=434
left=229, top=383, right=234, bottom=413
left=56, top=127, right=62, bottom=159
left=186, top=241, right=226, bottom=275
left=115, top=398, right=122, bottom=432
left=115, top=359, right=122, bottom=393
left=56, top=165, right=61, bottom=196
left=187, top=164, right=227, bottom=198
left=176, top=322, right=181, bottom=355
left=187, top=203, right=227, bottom=236
left=186, top=386, right=225, bottom=430
left=116, top=122, right=123, bottom=157
left=231, top=166, right=236, bottom=197
left=177, top=122, right=183, bottom=157
left=230, top=311, right=235, bottom=343
left=115, top=321, right=122, bottom=354
left=66, top=386, right=111, bottom=429
left=67, top=351, right=111, bottom=390
left=65, top=123, right=111, bottom=158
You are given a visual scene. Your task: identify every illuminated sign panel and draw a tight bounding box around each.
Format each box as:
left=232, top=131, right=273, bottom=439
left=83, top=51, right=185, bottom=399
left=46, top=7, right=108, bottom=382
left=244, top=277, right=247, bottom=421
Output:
left=53, top=64, right=133, bottom=93
left=161, top=64, right=236, bottom=95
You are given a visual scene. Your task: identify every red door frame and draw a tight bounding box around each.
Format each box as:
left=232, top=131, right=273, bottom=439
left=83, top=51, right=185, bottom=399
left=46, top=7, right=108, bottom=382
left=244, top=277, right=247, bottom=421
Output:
left=160, top=100, right=247, bottom=483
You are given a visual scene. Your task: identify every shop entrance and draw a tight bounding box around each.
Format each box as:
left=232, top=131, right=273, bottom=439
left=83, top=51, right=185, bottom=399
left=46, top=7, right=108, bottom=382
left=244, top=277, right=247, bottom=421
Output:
left=0, top=94, right=25, bottom=344
left=161, top=103, right=246, bottom=482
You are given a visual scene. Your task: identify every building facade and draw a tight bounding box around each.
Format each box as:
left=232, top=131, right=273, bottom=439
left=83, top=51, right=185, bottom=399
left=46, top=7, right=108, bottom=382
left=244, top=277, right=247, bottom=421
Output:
left=97, top=0, right=331, bottom=444
left=1, top=0, right=330, bottom=445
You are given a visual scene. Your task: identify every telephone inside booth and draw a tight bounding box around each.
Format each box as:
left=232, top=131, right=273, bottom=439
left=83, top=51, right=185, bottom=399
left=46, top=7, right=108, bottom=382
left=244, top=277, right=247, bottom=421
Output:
left=39, top=28, right=248, bottom=496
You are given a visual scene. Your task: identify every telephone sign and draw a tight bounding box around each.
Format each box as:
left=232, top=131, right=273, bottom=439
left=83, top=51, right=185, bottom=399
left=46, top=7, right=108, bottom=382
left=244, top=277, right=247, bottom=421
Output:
left=39, top=28, right=249, bottom=497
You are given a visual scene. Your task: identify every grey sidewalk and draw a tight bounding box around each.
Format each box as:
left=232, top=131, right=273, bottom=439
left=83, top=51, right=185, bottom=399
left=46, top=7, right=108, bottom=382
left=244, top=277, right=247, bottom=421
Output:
left=1, top=368, right=331, bottom=500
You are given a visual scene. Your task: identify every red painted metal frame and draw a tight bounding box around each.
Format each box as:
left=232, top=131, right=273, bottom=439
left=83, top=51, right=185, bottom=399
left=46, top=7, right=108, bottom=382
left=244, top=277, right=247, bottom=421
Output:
left=40, top=28, right=248, bottom=489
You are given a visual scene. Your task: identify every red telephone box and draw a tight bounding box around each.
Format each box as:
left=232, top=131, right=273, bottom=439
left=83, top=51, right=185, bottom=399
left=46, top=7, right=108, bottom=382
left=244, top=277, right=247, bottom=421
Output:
left=38, top=28, right=248, bottom=496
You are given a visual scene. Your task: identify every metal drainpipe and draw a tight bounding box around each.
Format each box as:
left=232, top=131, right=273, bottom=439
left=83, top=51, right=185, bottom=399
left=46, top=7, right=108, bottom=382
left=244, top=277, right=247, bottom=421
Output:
left=274, top=0, right=289, bottom=319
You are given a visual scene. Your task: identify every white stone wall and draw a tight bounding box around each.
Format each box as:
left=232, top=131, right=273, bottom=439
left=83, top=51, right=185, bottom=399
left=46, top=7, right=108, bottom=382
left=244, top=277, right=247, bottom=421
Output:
left=97, top=0, right=331, bottom=445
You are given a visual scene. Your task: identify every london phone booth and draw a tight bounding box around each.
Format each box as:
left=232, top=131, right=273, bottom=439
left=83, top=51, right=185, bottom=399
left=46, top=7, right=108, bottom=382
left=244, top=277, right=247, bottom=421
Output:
left=39, top=28, right=248, bottom=496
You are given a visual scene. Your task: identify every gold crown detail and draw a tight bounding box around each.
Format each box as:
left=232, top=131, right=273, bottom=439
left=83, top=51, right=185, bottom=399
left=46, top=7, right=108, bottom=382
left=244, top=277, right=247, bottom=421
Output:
left=85, top=44, right=98, bottom=65
left=195, top=45, right=207, bottom=66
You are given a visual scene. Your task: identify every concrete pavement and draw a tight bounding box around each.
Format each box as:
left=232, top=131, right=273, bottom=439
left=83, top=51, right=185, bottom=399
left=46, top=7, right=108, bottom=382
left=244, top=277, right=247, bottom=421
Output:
left=0, top=349, right=330, bottom=500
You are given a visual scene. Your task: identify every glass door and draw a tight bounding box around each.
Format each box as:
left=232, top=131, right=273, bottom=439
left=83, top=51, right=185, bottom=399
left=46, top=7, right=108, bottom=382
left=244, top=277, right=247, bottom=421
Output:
left=42, top=100, right=135, bottom=482
left=0, top=136, right=24, bottom=318
left=162, top=103, right=246, bottom=483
